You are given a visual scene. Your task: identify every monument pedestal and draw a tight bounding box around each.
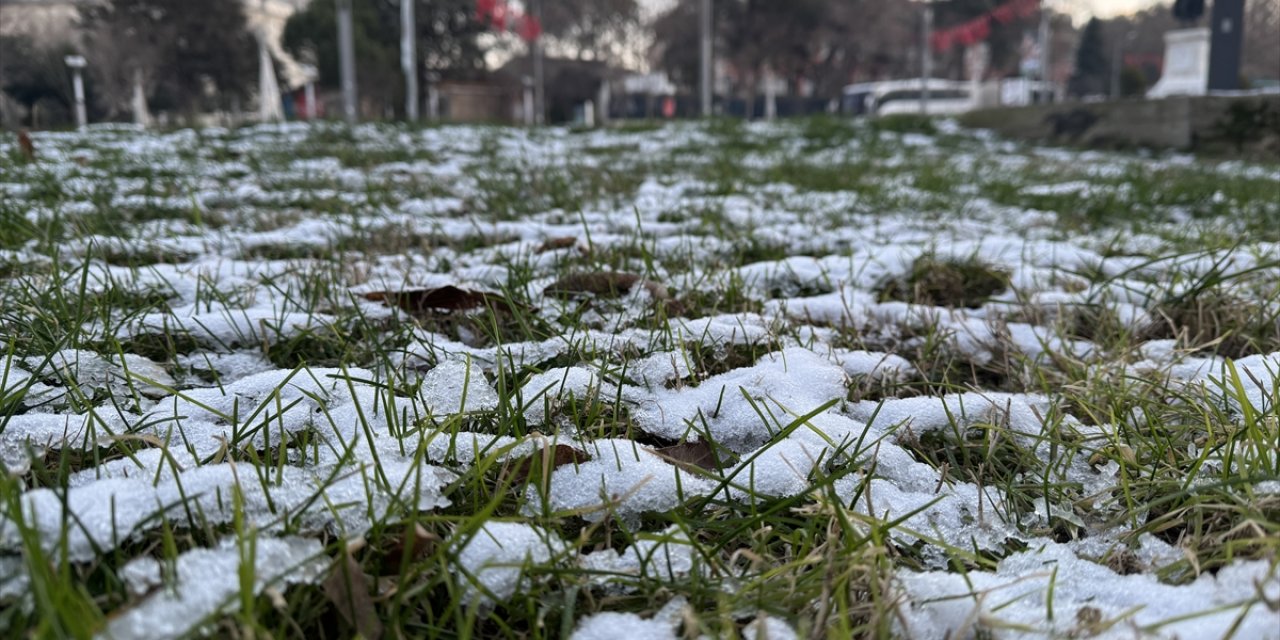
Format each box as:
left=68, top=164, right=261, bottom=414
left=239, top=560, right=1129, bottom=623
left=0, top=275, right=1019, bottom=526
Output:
left=1147, top=28, right=1210, bottom=98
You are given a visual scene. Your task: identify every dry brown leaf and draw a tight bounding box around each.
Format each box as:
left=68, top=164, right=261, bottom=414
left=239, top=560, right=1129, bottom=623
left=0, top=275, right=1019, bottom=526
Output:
left=377, top=523, right=439, bottom=576
left=649, top=440, right=723, bottom=472
left=363, top=286, right=519, bottom=314
left=535, top=237, right=579, bottom=253
left=323, top=549, right=384, bottom=640
left=544, top=273, right=670, bottom=302
left=505, top=443, right=591, bottom=487
left=18, top=130, right=35, bottom=163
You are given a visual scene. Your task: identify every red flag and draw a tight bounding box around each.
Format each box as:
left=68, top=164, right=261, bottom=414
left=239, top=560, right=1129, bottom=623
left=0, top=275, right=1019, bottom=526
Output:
left=992, top=4, right=1016, bottom=23
left=931, top=30, right=954, bottom=52
left=491, top=1, right=508, bottom=30
left=516, top=13, right=542, bottom=42
left=971, top=17, right=991, bottom=42
left=475, top=0, right=510, bottom=29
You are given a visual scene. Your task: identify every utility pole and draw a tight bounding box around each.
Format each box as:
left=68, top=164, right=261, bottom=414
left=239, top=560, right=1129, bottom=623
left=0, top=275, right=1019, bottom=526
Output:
left=921, top=3, right=933, bottom=115
left=336, top=0, right=358, bottom=123
left=402, top=0, right=418, bottom=121
left=700, top=0, right=713, bottom=117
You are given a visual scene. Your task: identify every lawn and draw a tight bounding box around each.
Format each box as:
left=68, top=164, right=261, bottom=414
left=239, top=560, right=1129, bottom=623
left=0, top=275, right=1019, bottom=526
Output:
left=0, top=117, right=1277, bottom=639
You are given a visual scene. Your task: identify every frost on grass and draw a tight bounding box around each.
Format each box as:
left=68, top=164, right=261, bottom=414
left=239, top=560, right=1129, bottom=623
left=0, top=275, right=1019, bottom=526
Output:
left=896, top=542, right=1280, bottom=639
left=525, top=439, right=716, bottom=525
left=581, top=526, right=700, bottom=586
left=4, top=458, right=451, bottom=562
left=628, top=347, right=848, bottom=452
left=3, top=121, right=1279, bottom=636
left=570, top=611, right=677, bottom=640
left=452, top=521, right=567, bottom=603
left=102, top=536, right=326, bottom=640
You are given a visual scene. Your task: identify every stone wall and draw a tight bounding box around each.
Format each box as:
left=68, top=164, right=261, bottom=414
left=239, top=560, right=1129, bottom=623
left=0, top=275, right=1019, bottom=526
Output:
left=958, top=95, right=1280, bottom=159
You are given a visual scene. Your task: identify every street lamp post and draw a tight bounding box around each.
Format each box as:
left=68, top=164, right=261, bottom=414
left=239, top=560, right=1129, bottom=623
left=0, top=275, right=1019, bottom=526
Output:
left=336, top=0, right=358, bottom=123
left=402, top=0, right=418, bottom=121
left=64, top=55, right=87, bottom=130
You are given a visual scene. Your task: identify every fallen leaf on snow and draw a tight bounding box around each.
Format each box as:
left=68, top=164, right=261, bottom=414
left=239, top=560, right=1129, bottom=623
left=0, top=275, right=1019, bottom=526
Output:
left=364, top=286, right=521, bottom=314
left=544, top=273, right=670, bottom=302
left=648, top=440, right=725, bottom=472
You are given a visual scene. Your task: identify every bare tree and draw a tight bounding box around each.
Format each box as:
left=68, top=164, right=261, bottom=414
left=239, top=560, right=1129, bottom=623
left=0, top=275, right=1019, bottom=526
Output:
left=82, top=0, right=256, bottom=119
left=542, top=0, right=641, bottom=63
left=1243, top=0, right=1280, bottom=83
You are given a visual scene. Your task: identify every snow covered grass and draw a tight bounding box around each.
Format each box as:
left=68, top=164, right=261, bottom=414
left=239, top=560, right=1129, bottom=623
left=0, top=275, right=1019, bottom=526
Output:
left=0, top=118, right=1277, bottom=639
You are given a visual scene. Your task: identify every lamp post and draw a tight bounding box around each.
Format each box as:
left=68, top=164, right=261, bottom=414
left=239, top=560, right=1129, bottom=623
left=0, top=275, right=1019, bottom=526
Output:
left=64, top=55, right=87, bottom=130
left=336, top=0, right=358, bottom=123
left=401, top=0, right=418, bottom=121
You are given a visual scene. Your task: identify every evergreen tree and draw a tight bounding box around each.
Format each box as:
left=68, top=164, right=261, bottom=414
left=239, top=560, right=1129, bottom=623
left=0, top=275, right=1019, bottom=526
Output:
left=1068, top=18, right=1109, bottom=97
left=282, top=0, right=489, bottom=115
left=1, top=35, right=76, bottom=126
left=282, top=0, right=401, bottom=110
left=82, top=0, right=256, bottom=117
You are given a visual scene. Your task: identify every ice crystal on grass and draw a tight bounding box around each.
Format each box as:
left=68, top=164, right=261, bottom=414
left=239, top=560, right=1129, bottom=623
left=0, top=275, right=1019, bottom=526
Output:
left=452, top=521, right=567, bottom=603
left=526, top=438, right=715, bottom=525
left=102, top=536, right=325, bottom=640
left=4, top=459, right=450, bottom=561
left=4, top=119, right=1278, bottom=638
left=896, top=542, right=1280, bottom=639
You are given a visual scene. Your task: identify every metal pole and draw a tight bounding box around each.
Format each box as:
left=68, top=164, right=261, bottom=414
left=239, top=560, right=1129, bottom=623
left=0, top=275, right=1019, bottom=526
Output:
left=523, top=76, right=535, bottom=125
left=305, top=81, right=316, bottom=119
left=531, top=0, right=545, bottom=125
left=337, top=0, right=358, bottom=123
left=72, top=69, right=87, bottom=129
left=763, top=65, right=776, bottom=121
left=401, top=0, right=418, bottom=121
left=921, top=4, right=933, bottom=115
left=700, top=0, right=713, bottom=117
left=132, top=68, right=151, bottom=126
left=1039, top=1, right=1052, bottom=100
left=427, top=72, right=440, bottom=120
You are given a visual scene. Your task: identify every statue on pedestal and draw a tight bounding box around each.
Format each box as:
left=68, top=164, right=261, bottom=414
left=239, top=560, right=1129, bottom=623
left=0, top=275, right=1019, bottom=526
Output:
left=1172, top=0, right=1205, bottom=24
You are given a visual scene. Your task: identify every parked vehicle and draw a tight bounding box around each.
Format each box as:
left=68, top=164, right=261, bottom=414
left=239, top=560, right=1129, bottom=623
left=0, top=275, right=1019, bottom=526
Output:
left=841, top=79, right=977, bottom=116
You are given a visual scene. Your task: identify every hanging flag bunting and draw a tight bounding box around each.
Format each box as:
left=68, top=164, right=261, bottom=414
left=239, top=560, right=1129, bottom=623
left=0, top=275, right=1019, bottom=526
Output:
left=515, top=14, right=542, bottom=43
left=476, top=0, right=539, bottom=42
left=475, top=0, right=498, bottom=23
left=932, top=0, right=1041, bottom=52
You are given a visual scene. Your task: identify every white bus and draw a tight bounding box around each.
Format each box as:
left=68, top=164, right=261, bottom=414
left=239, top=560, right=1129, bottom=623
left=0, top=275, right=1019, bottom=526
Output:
left=841, top=79, right=978, bottom=117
